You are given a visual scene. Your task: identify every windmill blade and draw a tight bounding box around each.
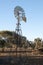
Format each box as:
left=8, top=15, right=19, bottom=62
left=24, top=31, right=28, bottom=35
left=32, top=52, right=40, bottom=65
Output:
left=22, top=16, right=26, bottom=22
left=14, top=6, right=24, bottom=17
left=14, top=6, right=26, bottom=21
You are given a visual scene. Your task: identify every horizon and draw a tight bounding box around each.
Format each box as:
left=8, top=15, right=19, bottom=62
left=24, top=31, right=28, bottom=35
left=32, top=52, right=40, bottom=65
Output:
left=0, top=0, right=43, bottom=41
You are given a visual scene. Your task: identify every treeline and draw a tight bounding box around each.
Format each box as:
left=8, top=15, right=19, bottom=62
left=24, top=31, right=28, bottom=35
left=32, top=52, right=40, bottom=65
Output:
left=0, top=31, right=43, bottom=50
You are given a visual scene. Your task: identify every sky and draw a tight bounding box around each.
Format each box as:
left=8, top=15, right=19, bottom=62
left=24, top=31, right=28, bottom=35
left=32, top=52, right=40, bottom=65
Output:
left=0, top=0, right=43, bottom=41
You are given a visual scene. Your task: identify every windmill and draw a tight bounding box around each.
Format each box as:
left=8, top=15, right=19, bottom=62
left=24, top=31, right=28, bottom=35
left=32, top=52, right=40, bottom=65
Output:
left=14, top=6, right=26, bottom=46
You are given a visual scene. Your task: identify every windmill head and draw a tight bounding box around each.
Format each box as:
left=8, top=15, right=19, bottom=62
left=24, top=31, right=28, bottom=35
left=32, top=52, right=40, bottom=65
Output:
left=14, top=6, right=26, bottom=22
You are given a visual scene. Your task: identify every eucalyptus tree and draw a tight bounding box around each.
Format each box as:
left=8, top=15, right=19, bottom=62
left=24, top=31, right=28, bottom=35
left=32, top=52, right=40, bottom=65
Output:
left=34, top=38, right=42, bottom=49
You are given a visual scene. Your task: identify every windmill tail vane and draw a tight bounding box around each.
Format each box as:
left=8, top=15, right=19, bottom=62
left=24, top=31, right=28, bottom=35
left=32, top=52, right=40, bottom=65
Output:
left=22, top=16, right=26, bottom=22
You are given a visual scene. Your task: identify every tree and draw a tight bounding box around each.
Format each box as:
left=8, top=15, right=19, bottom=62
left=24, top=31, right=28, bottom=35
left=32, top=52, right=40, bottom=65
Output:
left=34, top=38, right=42, bottom=49
left=0, top=39, right=6, bottom=51
left=29, top=41, right=35, bottom=49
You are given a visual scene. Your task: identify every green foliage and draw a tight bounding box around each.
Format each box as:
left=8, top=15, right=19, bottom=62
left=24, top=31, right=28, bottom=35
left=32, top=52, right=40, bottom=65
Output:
left=0, top=39, right=6, bottom=48
left=34, top=38, right=42, bottom=49
left=30, top=43, right=35, bottom=49
left=0, top=31, right=43, bottom=49
left=2, top=31, right=13, bottom=36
